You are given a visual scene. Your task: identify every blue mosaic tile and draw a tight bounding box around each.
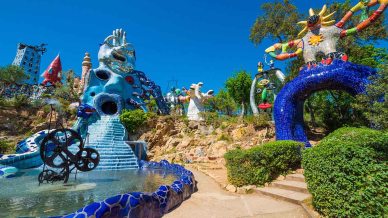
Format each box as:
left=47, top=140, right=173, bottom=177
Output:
left=63, top=160, right=195, bottom=218
left=274, top=60, right=376, bottom=147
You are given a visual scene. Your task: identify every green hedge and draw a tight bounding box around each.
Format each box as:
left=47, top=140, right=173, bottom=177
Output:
left=225, top=140, right=303, bottom=187
left=302, top=127, right=388, bottom=217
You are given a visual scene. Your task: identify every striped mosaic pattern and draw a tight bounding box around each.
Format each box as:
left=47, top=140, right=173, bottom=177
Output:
left=0, top=130, right=49, bottom=169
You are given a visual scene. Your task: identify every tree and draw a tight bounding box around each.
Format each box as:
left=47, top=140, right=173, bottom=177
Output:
left=0, top=65, right=29, bottom=95
left=250, top=0, right=300, bottom=44
left=52, top=70, right=79, bottom=102
left=205, top=89, right=237, bottom=116
left=145, top=96, right=158, bottom=113
left=353, top=62, right=388, bottom=130
left=225, top=70, right=252, bottom=116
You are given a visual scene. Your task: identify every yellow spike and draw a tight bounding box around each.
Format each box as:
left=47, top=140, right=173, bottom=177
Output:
left=322, top=20, right=336, bottom=26
left=298, top=27, right=308, bottom=38
left=297, top=21, right=307, bottom=25
left=318, top=4, right=327, bottom=16
left=309, top=8, right=315, bottom=16
left=295, top=48, right=303, bottom=55
left=323, top=11, right=336, bottom=21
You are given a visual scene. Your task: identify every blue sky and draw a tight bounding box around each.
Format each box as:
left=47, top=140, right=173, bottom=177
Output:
left=0, top=0, right=386, bottom=93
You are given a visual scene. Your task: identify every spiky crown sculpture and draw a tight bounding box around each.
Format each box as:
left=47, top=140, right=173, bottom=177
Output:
left=265, top=0, right=387, bottom=68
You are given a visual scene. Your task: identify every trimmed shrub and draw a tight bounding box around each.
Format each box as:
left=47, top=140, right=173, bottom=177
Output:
left=225, top=140, right=302, bottom=187
left=302, top=127, right=388, bottom=217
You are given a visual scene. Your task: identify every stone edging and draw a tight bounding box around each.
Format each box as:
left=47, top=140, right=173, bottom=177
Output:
left=62, top=160, right=196, bottom=218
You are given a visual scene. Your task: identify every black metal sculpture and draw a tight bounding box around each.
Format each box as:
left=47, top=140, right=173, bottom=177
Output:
left=38, top=100, right=100, bottom=184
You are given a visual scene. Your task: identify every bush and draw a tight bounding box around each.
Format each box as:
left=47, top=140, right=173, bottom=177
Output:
left=225, top=140, right=302, bottom=187
left=302, top=127, right=388, bottom=217
left=199, top=111, right=220, bottom=126
left=11, top=94, right=30, bottom=109
left=119, top=109, right=154, bottom=133
left=0, top=140, right=13, bottom=154
left=244, top=114, right=271, bottom=129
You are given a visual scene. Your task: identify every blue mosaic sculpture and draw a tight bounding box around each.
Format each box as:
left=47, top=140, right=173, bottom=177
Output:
left=274, top=60, right=376, bottom=147
left=82, top=29, right=169, bottom=116
left=264, top=1, right=386, bottom=146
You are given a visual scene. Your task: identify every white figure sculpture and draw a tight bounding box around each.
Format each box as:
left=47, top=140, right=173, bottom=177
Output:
left=186, top=82, right=214, bottom=121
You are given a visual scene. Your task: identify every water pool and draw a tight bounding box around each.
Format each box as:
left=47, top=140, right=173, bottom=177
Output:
left=0, top=168, right=177, bottom=217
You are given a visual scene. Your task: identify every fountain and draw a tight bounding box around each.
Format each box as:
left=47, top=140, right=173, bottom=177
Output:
left=0, top=29, right=195, bottom=217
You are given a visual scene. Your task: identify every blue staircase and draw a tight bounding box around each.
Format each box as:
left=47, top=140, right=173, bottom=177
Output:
left=85, top=115, right=139, bottom=170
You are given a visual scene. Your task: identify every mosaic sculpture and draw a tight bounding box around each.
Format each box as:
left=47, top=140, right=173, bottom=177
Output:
left=186, top=82, right=214, bottom=121
left=41, top=54, right=62, bottom=86
left=250, top=61, right=285, bottom=115
left=12, top=43, right=46, bottom=85
left=165, top=87, right=188, bottom=115
left=265, top=1, right=386, bottom=146
left=78, top=53, right=92, bottom=95
left=82, top=29, right=169, bottom=116
left=265, top=1, right=387, bottom=68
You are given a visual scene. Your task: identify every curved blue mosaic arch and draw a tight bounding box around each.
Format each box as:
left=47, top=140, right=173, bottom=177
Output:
left=274, top=60, right=376, bottom=147
left=62, top=160, right=195, bottom=218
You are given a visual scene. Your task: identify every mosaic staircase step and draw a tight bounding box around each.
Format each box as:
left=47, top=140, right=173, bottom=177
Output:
left=88, top=137, right=126, bottom=141
left=99, top=155, right=137, bottom=159
left=94, top=165, right=138, bottom=171
left=84, top=115, right=138, bottom=170
left=98, top=161, right=139, bottom=166
left=87, top=143, right=126, bottom=147
left=84, top=150, right=132, bottom=155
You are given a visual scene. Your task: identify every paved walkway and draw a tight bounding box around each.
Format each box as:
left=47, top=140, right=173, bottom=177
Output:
left=165, top=168, right=309, bottom=218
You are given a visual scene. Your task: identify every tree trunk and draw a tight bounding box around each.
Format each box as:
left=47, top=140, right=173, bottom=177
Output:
left=0, top=82, right=8, bottom=96
left=240, top=102, right=245, bottom=117
left=306, top=99, right=317, bottom=128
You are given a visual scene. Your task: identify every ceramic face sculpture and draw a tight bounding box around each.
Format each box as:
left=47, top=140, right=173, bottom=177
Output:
left=82, top=29, right=169, bottom=116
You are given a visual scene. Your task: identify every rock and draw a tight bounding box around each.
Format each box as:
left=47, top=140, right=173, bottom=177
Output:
left=199, top=125, right=214, bottom=135
left=231, top=127, right=245, bottom=140
left=32, top=122, right=49, bottom=132
left=207, top=156, right=217, bottom=161
left=194, top=147, right=206, bottom=157
left=0, top=136, right=8, bottom=141
left=226, top=184, right=237, bottom=193
left=20, top=110, right=29, bottom=117
left=165, top=138, right=181, bottom=149
left=207, top=141, right=228, bottom=158
left=176, top=137, right=194, bottom=150
left=169, top=129, right=179, bottom=136
left=276, top=175, right=285, bottom=181
left=188, top=121, right=199, bottom=130
left=237, top=185, right=256, bottom=194
left=36, top=110, right=45, bottom=118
